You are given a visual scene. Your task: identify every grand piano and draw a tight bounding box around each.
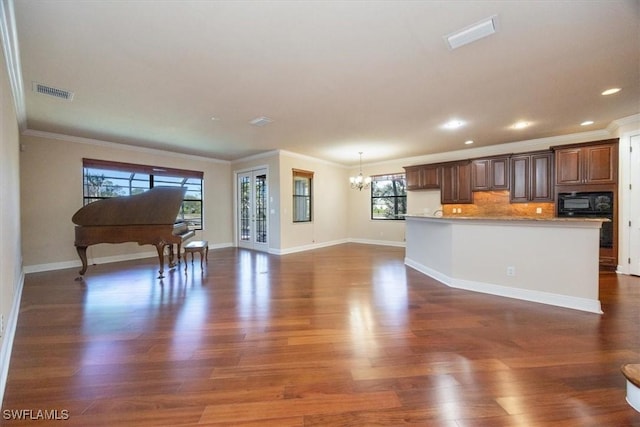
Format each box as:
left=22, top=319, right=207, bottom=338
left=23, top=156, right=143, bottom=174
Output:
left=72, top=186, right=195, bottom=278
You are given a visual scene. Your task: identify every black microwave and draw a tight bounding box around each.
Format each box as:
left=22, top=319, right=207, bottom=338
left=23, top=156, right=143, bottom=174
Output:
left=557, top=192, right=613, bottom=215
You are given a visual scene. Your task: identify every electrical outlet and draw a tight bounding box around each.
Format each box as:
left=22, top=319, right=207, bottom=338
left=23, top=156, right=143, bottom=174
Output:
left=506, top=266, right=516, bottom=276
left=536, top=207, right=542, bottom=214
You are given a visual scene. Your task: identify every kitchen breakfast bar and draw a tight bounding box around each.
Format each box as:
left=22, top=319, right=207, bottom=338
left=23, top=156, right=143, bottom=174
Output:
left=404, top=215, right=607, bottom=314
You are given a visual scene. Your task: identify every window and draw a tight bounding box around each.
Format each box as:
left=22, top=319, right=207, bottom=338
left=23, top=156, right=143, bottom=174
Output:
left=292, top=169, right=313, bottom=222
left=82, top=158, right=204, bottom=230
left=371, top=173, right=406, bottom=220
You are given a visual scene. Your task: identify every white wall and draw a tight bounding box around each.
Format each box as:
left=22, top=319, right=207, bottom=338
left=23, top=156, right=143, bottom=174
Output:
left=278, top=151, right=348, bottom=252
left=20, top=131, right=233, bottom=271
left=0, top=33, right=22, bottom=405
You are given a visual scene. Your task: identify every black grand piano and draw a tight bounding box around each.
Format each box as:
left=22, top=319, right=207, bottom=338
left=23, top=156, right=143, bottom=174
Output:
left=72, top=186, right=195, bottom=278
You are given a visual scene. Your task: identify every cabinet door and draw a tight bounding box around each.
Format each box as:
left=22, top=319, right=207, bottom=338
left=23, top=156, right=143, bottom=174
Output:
left=584, top=144, right=616, bottom=184
left=442, top=162, right=473, bottom=204
left=456, top=162, right=473, bottom=203
left=440, top=164, right=456, bottom=203
left=405, top=166, right=423, bottom=190
left=471, top=159, right=490, bottom=191
left=423, top=165, right=441, bottom=188
left=530, top=152, right=553, bottom=201
left=491, top=157, right=510, bottom=190
left=510, top=155, right=530, bottom=202
left=555, top=148, right=582, bottom=185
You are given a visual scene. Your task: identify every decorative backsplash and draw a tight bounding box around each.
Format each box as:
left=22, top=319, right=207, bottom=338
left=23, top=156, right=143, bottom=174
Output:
left=442, top=190, right=555, bottom=218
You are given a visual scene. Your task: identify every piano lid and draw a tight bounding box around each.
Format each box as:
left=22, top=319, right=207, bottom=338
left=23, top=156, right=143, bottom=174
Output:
left=72, top=186, right=187, bottom=226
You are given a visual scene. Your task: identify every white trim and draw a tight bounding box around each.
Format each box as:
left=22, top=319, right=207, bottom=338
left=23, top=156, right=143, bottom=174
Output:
left=0, top=269, right=24, bottom=406
left=608, top=113, right=640, bottom=134
left=626, top=380, right=640, bottom=413
left=21, top=129, right=230, bottom=164
left=23, top=242, right=233, bottom=273
left=269, top=239, right=405, bottom=256
left=347, top=238, right=406, bottom=248
left=375, top=129, right=612, bottom=168
left=0, top=0, right=25, bottom=132
left=405, top=257, right=603, bottom=314
left=231, top=150, right=280, bottom=165
left=270, top=239, right=348, bottom=255
left=278, top=150, right=346, bottom=168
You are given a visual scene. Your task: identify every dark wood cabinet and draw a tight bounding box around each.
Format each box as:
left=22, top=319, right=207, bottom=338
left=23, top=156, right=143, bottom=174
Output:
left=554, top=140, right=617, bottom=186
left=510, top=151, right=553, bottom=202
left=441, top=161, right=473, bottom=204
left=553, top=139, right=619, bottom=268
left=404, top=164, right=440, bottom=190
left=472, top=156, right=510, bottom=191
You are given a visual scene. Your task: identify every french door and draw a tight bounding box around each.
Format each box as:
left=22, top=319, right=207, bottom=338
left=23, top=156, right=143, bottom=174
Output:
left=237, top=168, right=268, bottom=251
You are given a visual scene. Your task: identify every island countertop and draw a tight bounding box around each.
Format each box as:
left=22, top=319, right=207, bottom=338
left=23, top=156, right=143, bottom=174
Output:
left=403, top=214, right=608, bottom=225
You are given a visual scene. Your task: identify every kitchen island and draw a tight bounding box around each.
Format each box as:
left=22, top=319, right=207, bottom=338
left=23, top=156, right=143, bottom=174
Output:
left=404, top=215, right=607, bottom=313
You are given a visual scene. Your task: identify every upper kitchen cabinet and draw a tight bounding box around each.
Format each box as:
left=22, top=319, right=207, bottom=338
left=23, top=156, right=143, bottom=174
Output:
left=404, top=164, right=440, bottom=190
left=510, top=150, right=554, bottom=202
left=553, top=139, right=618, bottom=186
left=471, top=156, right=510, bottom=191
left=441, top=161, right=473, bottom=204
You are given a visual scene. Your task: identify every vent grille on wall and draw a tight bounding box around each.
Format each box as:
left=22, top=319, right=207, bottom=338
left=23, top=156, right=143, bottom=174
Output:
left=32, top=82, right=74, bottom=101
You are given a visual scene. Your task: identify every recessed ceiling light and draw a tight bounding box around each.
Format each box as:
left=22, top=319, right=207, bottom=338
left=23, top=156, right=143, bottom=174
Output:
left=464, top=140, right=474, bottom=145
left=443, top=119, right=465, bottom=129
left=512, top=121, right=529, bottom=129
left=211, top=116, right=219, bottom=121
left=581, top=120, right=594, bottom=126
left=601, top=88, right=621, bottom=96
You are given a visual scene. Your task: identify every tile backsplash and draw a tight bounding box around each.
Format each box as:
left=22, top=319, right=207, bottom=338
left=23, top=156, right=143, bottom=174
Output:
left=442, top=190, right=555, bottom=218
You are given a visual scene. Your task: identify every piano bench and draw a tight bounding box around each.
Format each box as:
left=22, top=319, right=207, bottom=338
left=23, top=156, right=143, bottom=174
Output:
left=183, top=240, right=208, bottom=271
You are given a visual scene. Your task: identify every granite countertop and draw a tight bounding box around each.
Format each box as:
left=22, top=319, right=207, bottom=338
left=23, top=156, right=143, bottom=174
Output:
left=403, top=214, right=610, bottom=222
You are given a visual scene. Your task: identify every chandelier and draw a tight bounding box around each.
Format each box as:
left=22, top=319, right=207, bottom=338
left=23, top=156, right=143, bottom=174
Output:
left=349, top=152, right=372, bottom=191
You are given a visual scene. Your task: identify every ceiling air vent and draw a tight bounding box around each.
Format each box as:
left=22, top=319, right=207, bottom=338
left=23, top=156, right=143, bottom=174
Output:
left=444, top=15, right=498, bottom=50
left=32, top=82, right=74, bottom=101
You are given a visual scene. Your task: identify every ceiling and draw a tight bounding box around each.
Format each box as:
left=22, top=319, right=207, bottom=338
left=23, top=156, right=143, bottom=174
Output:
left=11, top=0, right=640, bottom=166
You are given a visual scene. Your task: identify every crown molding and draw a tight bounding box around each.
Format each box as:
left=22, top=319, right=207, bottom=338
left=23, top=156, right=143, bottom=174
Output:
left=375, top=128, right=613, bottom=169
left=607, top=113, right=640, bottom=134
left=21, top=129, right=230, bottom=164
left=0, top=0, right=26, bottom=132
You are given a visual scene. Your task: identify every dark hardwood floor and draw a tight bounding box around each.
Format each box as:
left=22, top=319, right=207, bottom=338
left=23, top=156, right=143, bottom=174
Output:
left=2, top=243, right=639, bottom=426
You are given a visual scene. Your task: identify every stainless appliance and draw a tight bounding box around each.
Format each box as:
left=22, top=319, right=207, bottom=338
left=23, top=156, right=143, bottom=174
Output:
left=557, top=191, right=613, bottom=248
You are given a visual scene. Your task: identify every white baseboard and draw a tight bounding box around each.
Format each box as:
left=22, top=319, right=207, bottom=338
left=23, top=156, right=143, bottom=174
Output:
left=270, top=238, right=405, bottom=256
left=270, top=239, right=348, bottom=255
left=405, top=257, right=602, bottom=314
left=347, top=238, right=406, bottom=248
left=23, top=242, right=234, bottom=274
left=0, top=270, right=24, bottom=406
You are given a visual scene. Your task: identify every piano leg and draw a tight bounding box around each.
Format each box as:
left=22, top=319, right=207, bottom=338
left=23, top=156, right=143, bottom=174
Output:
left=155, top=243, right=166, bottom=279
left=76, top=246, right=88, bottom=275
left=168, top=244, right=177, bottom=268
